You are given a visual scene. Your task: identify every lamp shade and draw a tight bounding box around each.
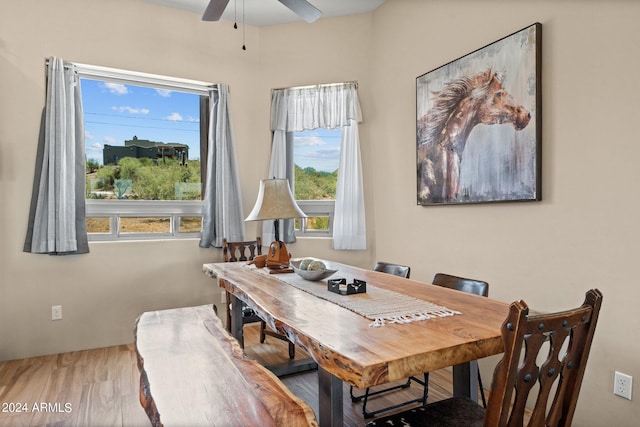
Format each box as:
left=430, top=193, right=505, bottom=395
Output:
left=245, top=178, right=307, bottom=221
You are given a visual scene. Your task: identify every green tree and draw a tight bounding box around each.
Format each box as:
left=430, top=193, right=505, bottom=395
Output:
left=294, top=165, right=337, bottom=200
left=86, top=159, right=100, bottom=173
left=86, top=157, right=202, bottom=200
left=95, top=165, right=119, bottom=188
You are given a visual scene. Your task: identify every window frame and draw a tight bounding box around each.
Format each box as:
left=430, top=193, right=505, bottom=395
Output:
left=294, top=200, right=334, bottom=237
left=77, top=63, right=214, bottom=242
left=86, top=200, right=203, bottom=241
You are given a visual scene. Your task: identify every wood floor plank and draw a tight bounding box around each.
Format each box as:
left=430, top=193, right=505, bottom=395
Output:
left=75, top=380, right=123, bottom=427
left=29, top=365, right=85, bottom=426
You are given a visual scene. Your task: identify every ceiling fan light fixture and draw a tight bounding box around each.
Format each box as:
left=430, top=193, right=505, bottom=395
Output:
left=201, top=0, right=229, bottom=21
left=277, top=0, right=322, bottom=23
left=202, top=0, right=322, bottom=24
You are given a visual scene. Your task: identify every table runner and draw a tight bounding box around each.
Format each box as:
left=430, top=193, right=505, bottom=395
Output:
left=245, top=265, right=461, bottom=327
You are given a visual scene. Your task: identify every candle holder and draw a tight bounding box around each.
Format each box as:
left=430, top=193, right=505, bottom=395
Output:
left=328, top=278, right=366, bottom=295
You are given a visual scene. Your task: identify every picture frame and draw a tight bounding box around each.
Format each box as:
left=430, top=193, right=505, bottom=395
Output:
left=416, top=23, right=541, bottom=206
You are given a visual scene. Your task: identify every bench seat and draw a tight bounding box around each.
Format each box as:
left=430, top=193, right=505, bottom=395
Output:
left=135, top=305, right=318, bottom=426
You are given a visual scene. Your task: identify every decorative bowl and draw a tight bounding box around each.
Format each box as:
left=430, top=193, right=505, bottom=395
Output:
left=290, top=259, right=337, bottom=281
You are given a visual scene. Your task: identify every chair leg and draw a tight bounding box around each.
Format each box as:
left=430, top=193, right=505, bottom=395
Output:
left=288, top=342, right=295, bottom=359
left=478, top=369, right=487, bottom=408
left=259, top=320, right=296, bottom=359
left=353, top=373, right=429, bottom=419
left=421, top=372, right=429, bottom=405
left=260, top=320, right=266, bottom=343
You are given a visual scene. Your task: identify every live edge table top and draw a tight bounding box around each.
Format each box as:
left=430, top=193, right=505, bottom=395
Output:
left=203, top=261, right=509, bottom=390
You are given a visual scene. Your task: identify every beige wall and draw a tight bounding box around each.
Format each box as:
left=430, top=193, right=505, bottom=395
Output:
left=366, top=1, right=640, bottom=425
left=1, top=0, right=639, bottom=425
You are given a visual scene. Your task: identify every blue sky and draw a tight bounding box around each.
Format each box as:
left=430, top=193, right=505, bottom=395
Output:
left=81, top=78, right=200, bottom=165
left=293, top=128, right=341, bottom=173
left=81, top=78, right=341, bottom=172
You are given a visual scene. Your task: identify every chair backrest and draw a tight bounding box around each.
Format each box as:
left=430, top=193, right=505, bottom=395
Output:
left=432, top=273, right=488, bottom=297
left=373, top=261, right=411, bottom=279
left=484, top=289, right=603, bottom=427
left=222, top=237, right=262, bottom=262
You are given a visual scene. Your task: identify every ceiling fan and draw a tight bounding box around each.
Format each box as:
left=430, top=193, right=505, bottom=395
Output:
left=202, top=0, right=322, bottom=23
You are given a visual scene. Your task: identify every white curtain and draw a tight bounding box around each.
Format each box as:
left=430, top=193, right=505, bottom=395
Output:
left=269, top=82, right=366, bottom=250
left=200, top=84, right=246, bottom=248
left=24, top=57, right=89, bottom=255
left=333, top=119, right=366, bottom=249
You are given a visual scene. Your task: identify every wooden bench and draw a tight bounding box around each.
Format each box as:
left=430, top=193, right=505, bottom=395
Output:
left=134, top=305, right=318, bottom=427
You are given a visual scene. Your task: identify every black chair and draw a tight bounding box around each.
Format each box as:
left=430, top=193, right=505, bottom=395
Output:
left=366, top=289, right=603, bottom=427
left=222, top=237, right=295, bottom=359
left=431, top=273, right=489, bottom=408
left=350, top=261, right=429, bottom=419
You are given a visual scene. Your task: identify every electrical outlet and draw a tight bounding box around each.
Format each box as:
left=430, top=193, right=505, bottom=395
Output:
left=51, top=305, right=63, bottom=321
left=614, top=371, right=632, bottom=400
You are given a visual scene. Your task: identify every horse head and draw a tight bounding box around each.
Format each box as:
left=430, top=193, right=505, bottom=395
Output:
left=474, top=69, right=530, bottom=131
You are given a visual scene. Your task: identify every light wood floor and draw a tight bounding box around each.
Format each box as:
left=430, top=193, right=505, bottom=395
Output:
left=0, top=323, right=474, bottom=427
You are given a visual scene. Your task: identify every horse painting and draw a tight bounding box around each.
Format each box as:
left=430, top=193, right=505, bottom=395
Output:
left=417, top=68, right=531, bottom=204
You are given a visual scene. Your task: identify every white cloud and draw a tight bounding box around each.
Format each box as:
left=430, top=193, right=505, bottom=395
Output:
left=156, top=89, right=172, bottom=97
left=112, top=106, right=150, bottom=114
left=299, top=147, right=340, bottom=160
left=103, top=136, right=116, bottom=144
left=186, top=116, right=199, bottom=122
left=166, top=112, right=183, bottom=121
left=87, top=142, right=103, bottom=152
left=85, top=130, right=95, bottom=140
left=102, top=82, right=128, bottom=95
left=295, top=136, right=326, bottom=147
left=295, top=147, right=341, bottom=172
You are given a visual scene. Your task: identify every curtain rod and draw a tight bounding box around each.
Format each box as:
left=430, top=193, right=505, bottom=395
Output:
left=272, top=81, right=358, bottom=92
left=45, top=58, right=217, bottom=95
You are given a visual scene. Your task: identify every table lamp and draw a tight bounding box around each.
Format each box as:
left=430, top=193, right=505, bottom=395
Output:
left=245, top=178, right=307, bottom=272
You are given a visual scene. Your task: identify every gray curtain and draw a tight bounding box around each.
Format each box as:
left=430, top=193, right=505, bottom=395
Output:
left=24, top=57, right=89, bottom=255
left=199, top=84, right=245, bottom=248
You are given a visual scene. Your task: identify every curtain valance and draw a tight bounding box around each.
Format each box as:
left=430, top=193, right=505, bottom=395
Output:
left=270, top=82, right=362, bottom=132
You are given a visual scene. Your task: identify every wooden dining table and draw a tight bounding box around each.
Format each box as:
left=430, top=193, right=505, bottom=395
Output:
left=203, top=261, right=509, bottom=427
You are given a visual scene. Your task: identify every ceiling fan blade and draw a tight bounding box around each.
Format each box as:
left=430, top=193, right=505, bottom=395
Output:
left=202, top=0, right=230, bottom=21
left=277, top=0, right=322, bottom=23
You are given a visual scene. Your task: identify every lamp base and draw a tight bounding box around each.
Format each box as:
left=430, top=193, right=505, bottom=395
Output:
left=266, top=240, right=292, bottom=272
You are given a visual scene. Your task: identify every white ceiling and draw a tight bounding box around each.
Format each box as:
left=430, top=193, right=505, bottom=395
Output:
left=144, top=0, right=385, bottom=27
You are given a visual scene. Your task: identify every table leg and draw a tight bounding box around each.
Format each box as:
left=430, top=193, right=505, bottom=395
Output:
left=229, top=294, right=244, bottom=348
left=318, top=366, right=343, bottom=427
left=452, top=360, right=479, bottom=402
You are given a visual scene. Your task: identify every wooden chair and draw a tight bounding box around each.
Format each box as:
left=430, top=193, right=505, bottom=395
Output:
left=366, top=289, right=603, bottom=427
left=350, top=261, right=428, bottom=419
left=222, top=237, right=295, bottom=359
left=432, top=273, right=489, bottom=408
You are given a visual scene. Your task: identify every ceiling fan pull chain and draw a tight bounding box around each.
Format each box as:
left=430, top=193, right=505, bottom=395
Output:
left=242, top=0, right=246, bottom=50
left=233, top=0, right=237, bottom=29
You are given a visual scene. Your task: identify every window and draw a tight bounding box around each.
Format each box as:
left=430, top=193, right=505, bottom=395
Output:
left=79, top=66, right=212, bottom=241
left=288, top=128, right=342, bottom=237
